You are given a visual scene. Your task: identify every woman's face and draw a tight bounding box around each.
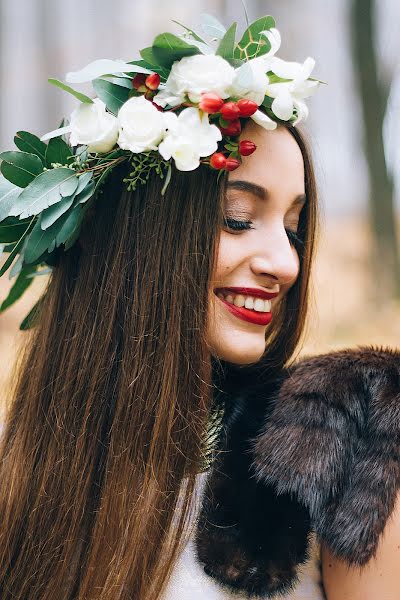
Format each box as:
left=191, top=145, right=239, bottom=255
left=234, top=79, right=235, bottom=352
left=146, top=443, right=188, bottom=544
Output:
left=207, top=123, right=306, bottom=365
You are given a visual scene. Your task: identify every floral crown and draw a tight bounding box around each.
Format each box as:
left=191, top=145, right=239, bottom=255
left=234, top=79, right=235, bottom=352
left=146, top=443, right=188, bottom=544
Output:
left=0, top=13, right=320, bottom=329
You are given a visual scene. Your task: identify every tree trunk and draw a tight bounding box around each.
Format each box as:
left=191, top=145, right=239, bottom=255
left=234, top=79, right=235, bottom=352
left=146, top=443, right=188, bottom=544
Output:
left=351, top=0, right=400, bottom=299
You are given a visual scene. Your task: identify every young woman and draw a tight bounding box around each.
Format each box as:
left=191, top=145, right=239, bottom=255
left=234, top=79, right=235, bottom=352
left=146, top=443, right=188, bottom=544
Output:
left=0, top=14, right=399, bottom=600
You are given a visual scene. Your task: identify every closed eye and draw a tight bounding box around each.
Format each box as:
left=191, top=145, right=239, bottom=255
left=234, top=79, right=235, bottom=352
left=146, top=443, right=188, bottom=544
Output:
left=223, top=218, right=302, bottom=246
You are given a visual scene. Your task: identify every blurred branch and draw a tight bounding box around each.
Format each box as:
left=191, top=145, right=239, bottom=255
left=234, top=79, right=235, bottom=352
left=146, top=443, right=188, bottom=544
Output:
left=351, top=0, right=400, bottom=299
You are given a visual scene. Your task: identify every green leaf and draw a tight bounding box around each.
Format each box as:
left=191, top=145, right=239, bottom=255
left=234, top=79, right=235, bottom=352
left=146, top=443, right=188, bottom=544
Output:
left=129, top=58, right=170, bottom=80
left=40, top=194, right=76, bottom=229
left=0, top=218, right=35, bottom=276
left=0, top=151, right=43, bottom=188
left=0, top=177, right=21, bottom=222
left=234, top=16, right=275, bottom=60
left=48, top=78, right=94, bottom=103
left=14, top=131, right=47, bottom=163
left=92, top=78, right=130, bottom=114
left=140, top=47, right=159, bottom=66
left=200, top=14, right=227, bottom=39
left=216, top=22, right=237, bottom=59
left=24, top=212, right=70, bottom=263
left=0, top=217, right=32, bottom=242
left=45, top=137, right=74, bottom=167
left=171, top=20, right=207, bottom=43
left=76, top=180, right=95, bottom=204
left=151, top=33, right=200, bottom=69
left=0, top=264, right=37, bottom=312
left=55, top=204, right=84, bottom=249
left=8, top=168, right=79, bottom=219
left=20, top=294, right=46, bottom=330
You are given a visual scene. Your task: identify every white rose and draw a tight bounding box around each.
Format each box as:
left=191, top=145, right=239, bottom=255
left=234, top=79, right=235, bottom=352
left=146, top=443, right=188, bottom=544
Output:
left=117, top=96, right=167, bottom=153
left=158, top=108, right=222, bottom=171
left=153, top=55, right=235, bottom=108
left=230, top=56, right=270, bottom=106
left=69, top=98, right=119, bottom=153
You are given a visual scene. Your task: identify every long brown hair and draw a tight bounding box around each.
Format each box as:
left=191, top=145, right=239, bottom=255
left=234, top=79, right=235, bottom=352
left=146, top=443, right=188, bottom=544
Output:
left=0, top=125, right=318, bottom=599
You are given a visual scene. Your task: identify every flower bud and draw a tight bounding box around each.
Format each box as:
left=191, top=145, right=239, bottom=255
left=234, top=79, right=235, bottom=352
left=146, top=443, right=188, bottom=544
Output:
left=225, top=158, right=241, bottom=171
left=237, top=99, right=258, bottom=117
left=145, top=73, right=161, bottom=91
left=239, top=140, right=257, bottom=156
left=220, top=101, right=240, bottom=121
left=219, top=119, right=241, bottom=137
left=199, top=92, right=224, bottom=114
left=132, top=73, right=147, bottom=91
left=210, top=152, right=227, bottom=170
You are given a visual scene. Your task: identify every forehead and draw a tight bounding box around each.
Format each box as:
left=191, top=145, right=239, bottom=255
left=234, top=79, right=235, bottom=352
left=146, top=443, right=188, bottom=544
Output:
left=228, top=123, right=305, bottom=198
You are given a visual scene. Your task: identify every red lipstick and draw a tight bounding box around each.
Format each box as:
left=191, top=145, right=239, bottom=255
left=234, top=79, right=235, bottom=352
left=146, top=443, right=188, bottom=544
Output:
left=215, top=288, right=277, bottom=326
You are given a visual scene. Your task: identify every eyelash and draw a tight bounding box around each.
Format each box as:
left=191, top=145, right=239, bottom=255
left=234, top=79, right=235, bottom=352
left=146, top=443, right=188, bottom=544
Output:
left=223, top=218, right=302, bottom=245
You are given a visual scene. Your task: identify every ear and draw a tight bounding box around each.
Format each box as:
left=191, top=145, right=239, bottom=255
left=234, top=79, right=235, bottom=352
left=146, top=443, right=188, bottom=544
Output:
left=250, top=347, right=400, bottom=566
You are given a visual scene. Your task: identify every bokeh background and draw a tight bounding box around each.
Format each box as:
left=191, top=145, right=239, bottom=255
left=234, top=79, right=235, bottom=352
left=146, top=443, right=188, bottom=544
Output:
left=0, top=0, right=399, bottom=415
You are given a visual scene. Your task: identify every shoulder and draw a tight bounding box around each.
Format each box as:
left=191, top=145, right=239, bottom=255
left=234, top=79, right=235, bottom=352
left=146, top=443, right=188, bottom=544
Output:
left=321, top=489, right=400, bottom=600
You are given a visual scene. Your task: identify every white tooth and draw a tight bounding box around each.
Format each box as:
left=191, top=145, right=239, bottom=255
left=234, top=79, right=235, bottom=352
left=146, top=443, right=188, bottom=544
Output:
left=244, top=297, right=255, bottom=310
left=264, top=300, right=272, bottom=312
left=226, top=294, right=234, bottom=304
left=217, top=292, right=224, bottom=300
left=233, top=294, right=245, bottom=307
left=254, top=299, right=265, bottom=312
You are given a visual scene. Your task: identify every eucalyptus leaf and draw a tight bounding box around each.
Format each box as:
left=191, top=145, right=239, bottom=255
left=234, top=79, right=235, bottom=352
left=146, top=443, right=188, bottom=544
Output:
left=234, top=15, right=275, bottom=60
left=0, top=217, right=32, bottom=243
left=65, top=59, right=139, bottom=84
left=0, top=151, right=43, bottom=188
left=48, top=78, right=94, bottom=103
left=100, top=76, right=133, bottom=89
left=8, top=168, right=79, bottom=219
left=216, top=22, right=237, bottom=59
left=92, top=79, right=129, bottom=114
left=14, top=131, right=47, bottom=163
left=25, top=266, right=53, bottom=278
left=0, top=218, right=35, bottom=277
left=151, top=33, right=199, bottom=69
left=0, top=264, right=38, bottom=312
left=130, top=58, right=170, bottom=80
left=45, top=137, right=74, bottom=167
left=0, top=177, right=21, bottom=222
left=56, top=204, right=84, bottom=249
left=171, top=20, right=207, bottom=44
left=40, top=194, right=76, bottom=229
left=75, top=171, right=93, bottom=194
left=76, top=180, right=95, bottom=204
left=24, top=212, right=70, bottom=263
left=200, top=13, right=227, bottom=39
left=20, top=294, right=46, bottom=330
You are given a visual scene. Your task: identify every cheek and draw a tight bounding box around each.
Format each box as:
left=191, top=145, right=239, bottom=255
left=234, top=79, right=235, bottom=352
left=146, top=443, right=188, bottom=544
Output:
left=212, top=234, right=242, bottom=283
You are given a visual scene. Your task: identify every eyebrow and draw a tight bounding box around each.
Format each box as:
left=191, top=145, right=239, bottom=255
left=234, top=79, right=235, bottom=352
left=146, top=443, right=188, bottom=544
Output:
left=226, top=180, right=307, bottom=207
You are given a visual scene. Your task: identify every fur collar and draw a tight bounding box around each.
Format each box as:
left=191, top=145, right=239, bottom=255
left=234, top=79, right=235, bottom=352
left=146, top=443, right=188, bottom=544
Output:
left=194, top=347, right=400, bottom=598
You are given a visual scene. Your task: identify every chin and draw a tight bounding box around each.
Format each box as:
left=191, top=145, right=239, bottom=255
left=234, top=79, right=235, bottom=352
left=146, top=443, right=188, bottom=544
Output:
left=209, top=331, right=267, bottom=366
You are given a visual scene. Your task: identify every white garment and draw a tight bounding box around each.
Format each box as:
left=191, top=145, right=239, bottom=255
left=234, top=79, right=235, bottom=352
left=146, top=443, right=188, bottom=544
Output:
left=161, top=471, right=326, bottom=600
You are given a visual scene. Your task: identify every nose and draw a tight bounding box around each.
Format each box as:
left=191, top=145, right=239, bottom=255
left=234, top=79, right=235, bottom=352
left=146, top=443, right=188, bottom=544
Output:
left=249, top=225, right=300, bottom=287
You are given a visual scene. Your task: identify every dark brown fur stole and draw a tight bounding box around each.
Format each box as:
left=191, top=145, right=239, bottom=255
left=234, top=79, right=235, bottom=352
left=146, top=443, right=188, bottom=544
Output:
left=194, top=347, right=400, bottom=598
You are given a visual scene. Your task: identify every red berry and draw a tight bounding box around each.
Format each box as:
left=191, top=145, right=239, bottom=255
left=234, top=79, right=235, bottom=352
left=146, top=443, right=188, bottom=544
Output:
left=239, top=140, right=257, bottom=156
left=199, top=92, right=224, bottom=114
left=145, top=72, right=161, bottom=91
left=132, top=73, right=147, bottom=90
left=220, top=101, right=240, bottom=121
left=237, top=99, right=258, bottom=117
left=225, top=158, right=241, bottom=171
left=210, top=152, right=227, bottom=170
left=219, top=119, right=242, bottom=137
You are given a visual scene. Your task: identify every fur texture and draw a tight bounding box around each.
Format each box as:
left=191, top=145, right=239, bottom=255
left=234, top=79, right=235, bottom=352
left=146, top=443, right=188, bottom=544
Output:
left=194, top=347, right=400, bottom=597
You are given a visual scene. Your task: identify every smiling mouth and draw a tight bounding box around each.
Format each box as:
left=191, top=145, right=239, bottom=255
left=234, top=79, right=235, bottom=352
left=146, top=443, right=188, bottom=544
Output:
left=214, top=288, right=274, bottom=326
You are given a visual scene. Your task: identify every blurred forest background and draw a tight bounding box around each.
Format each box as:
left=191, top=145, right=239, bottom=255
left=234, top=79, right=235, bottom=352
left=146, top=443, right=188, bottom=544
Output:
left=0, top=0, right=399, bottom=414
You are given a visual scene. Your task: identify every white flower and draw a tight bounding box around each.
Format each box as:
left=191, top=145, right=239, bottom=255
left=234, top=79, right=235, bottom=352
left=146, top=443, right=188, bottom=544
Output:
left=266, top=57, right=319, bottom=123
left=260, top=28, right=281, bottom=58
left=229, top=57, right=270, bottom=106
left=117, top=96, right=167, bottom=153
left=69, top=98, right=119, bottom=153
left=250, top=109, right=277, bottom=131
left=158, top=107, right=222, bottom=171
left=153, top=55, right=235, bottom=108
